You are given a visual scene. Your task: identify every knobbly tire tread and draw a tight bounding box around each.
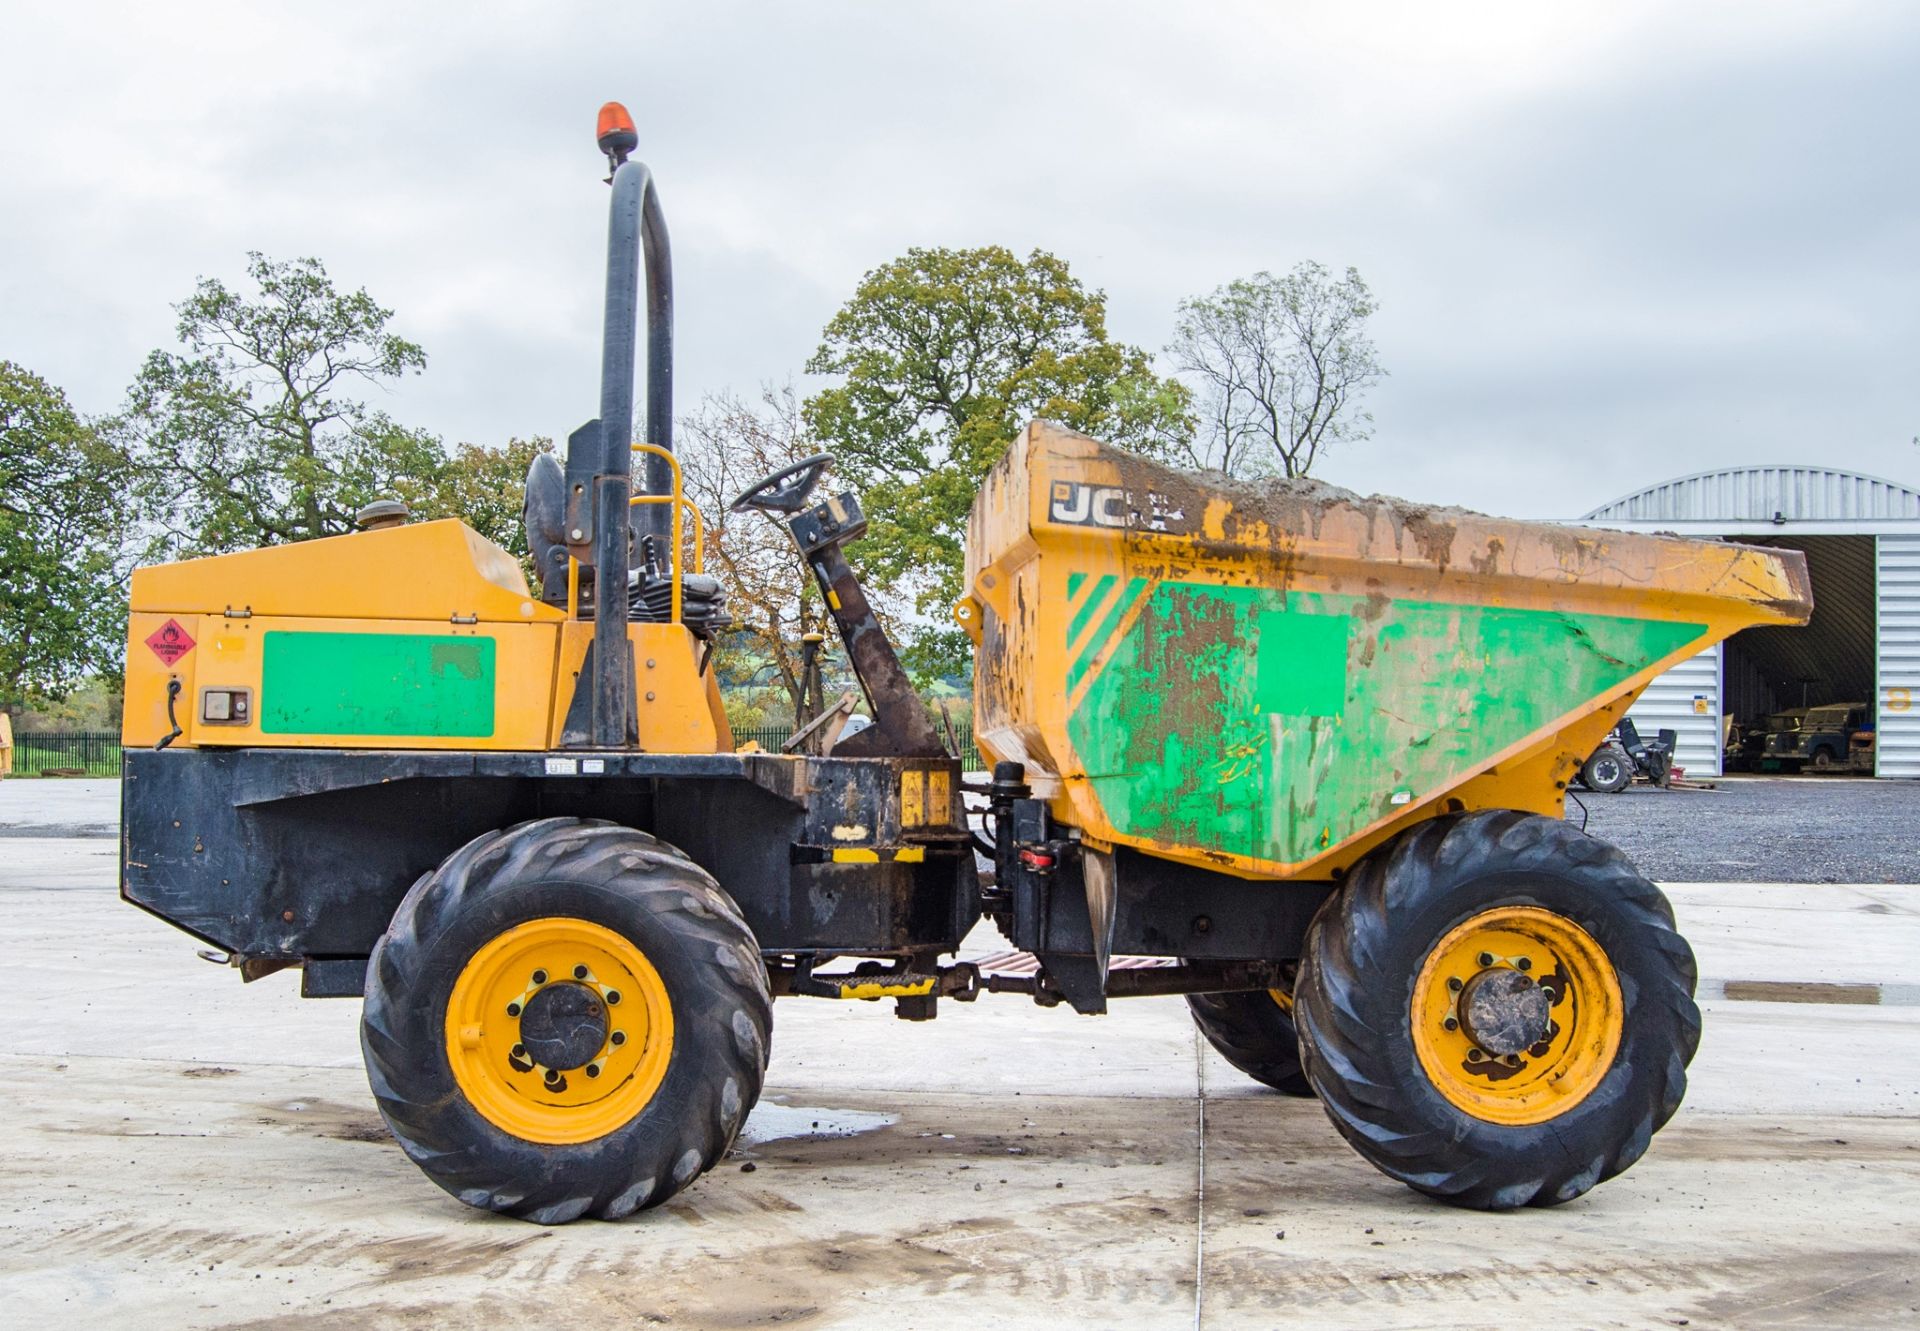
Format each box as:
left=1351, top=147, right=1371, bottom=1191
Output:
left=1293, top=809, right=1699, bottom=1210
left=361, top=817, right=772, bottom=1224
left=1187, top=990, right=1314, bottom=1096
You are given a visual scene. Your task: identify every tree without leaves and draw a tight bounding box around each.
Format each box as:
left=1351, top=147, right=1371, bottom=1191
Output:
left=0, top=362, right=130, bottom=706
left=118, top=253, right=441, bottom=559
left=1169, top=263, right=1384, bottom=479
left=804, top=245, right=1191, bottom=679
left=678, top=385, right=838, bottom=723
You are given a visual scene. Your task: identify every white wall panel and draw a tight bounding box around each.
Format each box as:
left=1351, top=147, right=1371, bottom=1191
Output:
left=1876, top=535, right=1920, bottom=778
left=1627, top=647, right=1723, bottom=778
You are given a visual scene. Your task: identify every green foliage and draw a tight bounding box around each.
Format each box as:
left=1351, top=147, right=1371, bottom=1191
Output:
left=408, top=436, right=554, bottom=561
left=1169, top=262, right=1384, bottom=479
left=804, top=246, right=1190, bottom=678
left=0, top=362, right=129, bottom=705
left=11, top=676, right=122, bottom=729
left=119, top=253, right=439, bottom=558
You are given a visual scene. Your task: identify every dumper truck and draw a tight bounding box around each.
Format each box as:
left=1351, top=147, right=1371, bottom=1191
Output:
left=119, top=104, right=1814, bottom=1223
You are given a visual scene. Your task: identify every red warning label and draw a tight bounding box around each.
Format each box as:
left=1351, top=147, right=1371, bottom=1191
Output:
left=146, top=618, right=196, bottom=666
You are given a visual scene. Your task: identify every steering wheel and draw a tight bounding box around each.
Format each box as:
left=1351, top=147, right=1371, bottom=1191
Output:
left=730, top=453, right=835, bottom=515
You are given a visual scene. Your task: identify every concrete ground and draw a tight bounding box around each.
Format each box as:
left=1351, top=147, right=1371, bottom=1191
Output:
left=3, top=781, right=1918, bottom=1329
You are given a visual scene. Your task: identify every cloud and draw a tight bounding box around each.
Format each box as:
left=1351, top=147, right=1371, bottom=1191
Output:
left=1, top=1, right=1913, bottom=519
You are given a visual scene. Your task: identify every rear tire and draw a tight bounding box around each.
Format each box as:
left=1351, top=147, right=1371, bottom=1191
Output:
left=1580, top=746, right=1631, bottom=794
left=361, top=818, right=772, bottom=1223
left=1294, top=810, right=1698, bottom=1210
left=1187, top=988, right=1315, bottom=1096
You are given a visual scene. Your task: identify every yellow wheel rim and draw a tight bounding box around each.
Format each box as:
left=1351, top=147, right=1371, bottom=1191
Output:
left=444, top=917, right=674, bottom=1145
left=1410, top=906, right=1622, bottom=1126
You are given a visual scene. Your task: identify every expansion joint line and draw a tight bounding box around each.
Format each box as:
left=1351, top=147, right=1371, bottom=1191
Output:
left=1193, top=1027, right=1207, bottom=1331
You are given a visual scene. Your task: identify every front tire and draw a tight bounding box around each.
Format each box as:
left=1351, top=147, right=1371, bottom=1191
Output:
left=361, top=818, right=772, bottom=1224
left=1294, top=810, right=1698, bottom=1210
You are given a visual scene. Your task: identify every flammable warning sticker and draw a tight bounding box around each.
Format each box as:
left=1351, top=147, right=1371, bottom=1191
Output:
left=145, top=618, right=196, bottom=666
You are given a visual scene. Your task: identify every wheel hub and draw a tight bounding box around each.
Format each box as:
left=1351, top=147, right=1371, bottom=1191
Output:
left=518, top=981, right=608, bottom=1071
left=1409, top=905, right=1624, bottom=1126
left=443, top=917, right=674, bottom=1144
left=1458, top=967, right=1550, bottom=1057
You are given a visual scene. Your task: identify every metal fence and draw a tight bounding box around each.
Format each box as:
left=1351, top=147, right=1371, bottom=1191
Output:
left=10, top=731, right=123, bottom=777
left=7, top=721, right=985, bottom=777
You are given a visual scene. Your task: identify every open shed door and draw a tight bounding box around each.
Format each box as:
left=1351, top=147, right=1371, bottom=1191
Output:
left=1627, top=646, right=1723, bottom=777
left=1878, top=534, right=1920, bottom=778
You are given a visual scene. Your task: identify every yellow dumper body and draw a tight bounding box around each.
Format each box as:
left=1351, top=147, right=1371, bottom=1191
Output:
left=961, top=422, right=1812, bottom=881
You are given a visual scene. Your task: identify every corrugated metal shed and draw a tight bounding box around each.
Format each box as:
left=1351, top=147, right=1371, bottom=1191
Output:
left=1877, top=535, right=1920, bottom=779
left=1585, top=468, right=1920, bottom=527
left=1734, top=536, right=1877, bottom=707
left=1630, top=648, right=1723, bottom=777
left=1578, top=465, right=1920, bottom=779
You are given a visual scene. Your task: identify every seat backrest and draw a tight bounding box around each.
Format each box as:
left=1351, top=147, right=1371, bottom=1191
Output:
left=1616, top=716, right=1645, bottom=752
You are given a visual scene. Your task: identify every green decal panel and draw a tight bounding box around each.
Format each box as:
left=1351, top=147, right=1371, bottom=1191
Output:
left=1065, top=582, right=1701, bottom=866
left=1254, top=610, right=1348, bottom=717
left=261, top=632, right=496, bottom=737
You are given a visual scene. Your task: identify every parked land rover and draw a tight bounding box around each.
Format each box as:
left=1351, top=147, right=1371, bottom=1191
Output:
left=1767, top=702, right=1873, bottom=772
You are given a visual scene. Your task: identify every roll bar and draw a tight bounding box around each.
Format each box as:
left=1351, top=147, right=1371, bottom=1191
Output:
left=561, top=103, right=674, bottom=748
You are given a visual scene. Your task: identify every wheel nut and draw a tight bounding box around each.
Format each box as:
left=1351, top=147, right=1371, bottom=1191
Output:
left=512, top=1043, right=527, bottom=1058
left=531, top=969, right=548, bottom=985
left=610, top=1030, right=627, bottom=1046
left=506, top=1001, right=522, bottom=1017
left=585, top=1063, right=601, bottom=1078
left=1447, top=977, right=1463, bottom=993
left=605, top=989, right=622, bottom=1005
left=1442, top=1016, right=1458, bottom=1032
left=1516, top=957, right=1533, bottom=972
left=1466, top=1048, right=1484, bottom=1062
left=1477, top=952, right=1495, bottom=968
left=574, top=964, right=590, bottom=980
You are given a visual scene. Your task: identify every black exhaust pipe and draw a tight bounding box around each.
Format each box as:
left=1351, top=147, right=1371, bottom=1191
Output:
left=564, top=102, right=674, bottom=748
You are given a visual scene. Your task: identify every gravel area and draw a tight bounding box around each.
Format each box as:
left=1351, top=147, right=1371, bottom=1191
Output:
left=1569, top=775, right=1920, bottom=883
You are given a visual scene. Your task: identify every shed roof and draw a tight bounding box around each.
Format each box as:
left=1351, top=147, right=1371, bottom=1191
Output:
left=1584, top=466, right=1920, bottom=528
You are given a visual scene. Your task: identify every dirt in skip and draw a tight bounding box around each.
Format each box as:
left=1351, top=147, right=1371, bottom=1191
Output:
left=1072, top=422, right=1687, bottom=593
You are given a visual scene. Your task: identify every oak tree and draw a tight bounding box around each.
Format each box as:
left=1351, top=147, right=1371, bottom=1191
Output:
left=119, top=253, right=441, bottom=559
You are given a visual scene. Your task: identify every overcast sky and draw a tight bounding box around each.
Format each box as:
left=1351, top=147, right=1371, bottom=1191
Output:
left=3, top=2, right=1914, bottom=519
